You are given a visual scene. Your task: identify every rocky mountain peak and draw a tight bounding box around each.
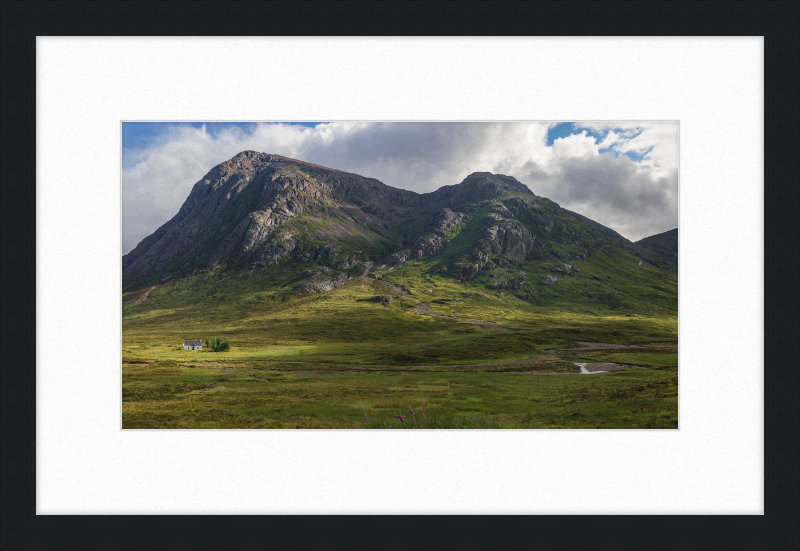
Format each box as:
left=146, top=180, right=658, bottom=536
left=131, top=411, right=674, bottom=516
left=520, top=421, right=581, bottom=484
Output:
left=229, top=149, right=265, bottom=162
left=430, top=172, right=533, bottom=208
left=201, top=151, right=342, bottom=183
left=458, top=172, right=531, bottom=195
left=462, top=171, right=529, bottom=190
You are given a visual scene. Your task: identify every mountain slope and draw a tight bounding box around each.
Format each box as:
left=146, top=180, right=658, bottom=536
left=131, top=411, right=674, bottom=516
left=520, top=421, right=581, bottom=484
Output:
left=565, top=210, right=677, bottom=272
left=123, top=151, right=416, bottom=290
left=123, top=151, right=677, bottom=315
left=635, top=228, right=678, bottom=265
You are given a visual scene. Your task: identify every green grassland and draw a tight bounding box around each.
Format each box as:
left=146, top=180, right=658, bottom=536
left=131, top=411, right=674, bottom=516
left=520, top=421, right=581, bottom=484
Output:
left=123, top=262, right=678, bottom=429
left=122, top=364, right=677, bottom=429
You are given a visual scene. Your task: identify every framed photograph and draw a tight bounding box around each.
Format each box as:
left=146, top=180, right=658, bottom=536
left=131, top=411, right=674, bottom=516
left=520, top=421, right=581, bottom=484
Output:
left=2, top=1, right=797, bottom=549
left=120, top=120, right=680, bottom=431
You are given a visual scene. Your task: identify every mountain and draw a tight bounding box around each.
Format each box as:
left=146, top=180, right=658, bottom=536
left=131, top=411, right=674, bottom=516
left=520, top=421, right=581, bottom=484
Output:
left=565, top=210, right=678, bottom=270
left=123, top=151, right=677, bottom=314
left=634, top=228, right=678, bottom=265
left=123, top=151, right=416, bottom=289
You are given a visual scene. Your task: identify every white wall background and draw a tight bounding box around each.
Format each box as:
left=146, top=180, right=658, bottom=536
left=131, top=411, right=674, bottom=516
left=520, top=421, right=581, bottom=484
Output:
left=37, top=37, right=763, bottom=514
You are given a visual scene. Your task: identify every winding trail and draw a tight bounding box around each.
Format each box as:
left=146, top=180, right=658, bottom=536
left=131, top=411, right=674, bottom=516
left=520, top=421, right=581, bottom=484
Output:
left=125, top=285, right=157, bottom=304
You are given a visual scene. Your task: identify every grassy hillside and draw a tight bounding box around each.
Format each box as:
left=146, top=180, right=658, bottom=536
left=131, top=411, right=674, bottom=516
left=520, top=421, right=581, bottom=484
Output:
left=123, top=265, right=677, bottom=429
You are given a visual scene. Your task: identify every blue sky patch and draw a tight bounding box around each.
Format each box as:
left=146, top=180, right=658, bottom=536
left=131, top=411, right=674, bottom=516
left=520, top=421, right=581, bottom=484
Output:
left=621, top=147, right=651, bottom=163
left=545, top=122, right=606, bottom=147
left=546, top=123, right=648, bottom=162
left=545, top=122, right=576, bottom=145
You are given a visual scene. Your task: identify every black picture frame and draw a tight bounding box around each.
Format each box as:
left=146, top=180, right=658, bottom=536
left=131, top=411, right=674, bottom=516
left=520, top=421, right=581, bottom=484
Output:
left=2, top=2, right=798, bottom=549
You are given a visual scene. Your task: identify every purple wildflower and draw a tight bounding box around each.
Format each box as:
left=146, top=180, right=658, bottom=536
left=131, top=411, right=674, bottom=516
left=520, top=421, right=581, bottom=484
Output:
left=420, top=408, right=424, bottom=415
left=409, top=407, right=414, bottom=415
left=364, top=413, right=369, bottom=423
left=394, top=414, right=405, bottom=422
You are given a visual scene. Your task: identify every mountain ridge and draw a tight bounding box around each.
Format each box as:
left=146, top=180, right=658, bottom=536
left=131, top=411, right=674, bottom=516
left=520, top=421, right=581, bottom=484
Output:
left=123, top=151, right=677, bottom=315
left=123, top=151, right=542, bottom=287
left=565, top=209, right=677, bottom=268
left=635, top=228, right=679, bottom=265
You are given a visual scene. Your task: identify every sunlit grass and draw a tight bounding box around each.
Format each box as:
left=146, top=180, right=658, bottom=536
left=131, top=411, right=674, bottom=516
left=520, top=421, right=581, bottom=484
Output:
left=123, top=265, right=677, bottom=429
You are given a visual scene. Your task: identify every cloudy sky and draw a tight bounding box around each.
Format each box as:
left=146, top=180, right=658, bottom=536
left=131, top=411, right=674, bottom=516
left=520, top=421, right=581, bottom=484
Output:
left=121, top=121, right=678, bottom=254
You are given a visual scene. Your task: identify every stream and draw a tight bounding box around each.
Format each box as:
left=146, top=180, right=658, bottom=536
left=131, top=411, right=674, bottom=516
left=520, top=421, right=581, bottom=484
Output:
left=574, top=362, right=607, bottom=374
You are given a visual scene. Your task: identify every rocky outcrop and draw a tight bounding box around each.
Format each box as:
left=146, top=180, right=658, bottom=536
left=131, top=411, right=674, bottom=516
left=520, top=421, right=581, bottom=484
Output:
left=407, top=208, right=465, bottom=259
left=428, top=172, right=531, bottom=209
left=385, top=249, right=411, bottom=265
left=479, top=219, right=536, bottom=261
left=450, top=204, right=537, bottom=280
left=552, top=263, right=574, bottom=275
left=293, top=273, right=349, bottom=294
left=488, top=269, right=528, bottom=289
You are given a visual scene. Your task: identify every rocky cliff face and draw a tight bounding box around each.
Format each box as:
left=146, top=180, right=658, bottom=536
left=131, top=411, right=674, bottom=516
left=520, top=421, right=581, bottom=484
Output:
left=123, top=151, right=677, bottom=302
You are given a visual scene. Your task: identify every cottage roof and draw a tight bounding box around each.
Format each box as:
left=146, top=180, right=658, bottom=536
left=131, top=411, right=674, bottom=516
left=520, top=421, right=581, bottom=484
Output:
left=184, top=340, right=202, bottom=346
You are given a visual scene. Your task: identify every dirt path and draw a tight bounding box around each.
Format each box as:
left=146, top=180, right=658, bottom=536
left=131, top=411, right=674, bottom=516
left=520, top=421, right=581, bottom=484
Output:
left=125, top=285, right=157, bottom=304
left=289, top=368, right=578, bottom=375
left=285, top=354, right=577, bottom=373
left=574, top=342, right=646, bottom=349
left=542, top=342, right=649, bottom=354
left=287, top=359, right=646, bottom=375
left=186, top=363, right=234, bottom=370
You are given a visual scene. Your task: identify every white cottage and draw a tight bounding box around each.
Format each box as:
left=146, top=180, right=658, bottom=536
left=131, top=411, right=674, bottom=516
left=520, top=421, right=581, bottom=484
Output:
left=183, top=340, right=202, bottom=351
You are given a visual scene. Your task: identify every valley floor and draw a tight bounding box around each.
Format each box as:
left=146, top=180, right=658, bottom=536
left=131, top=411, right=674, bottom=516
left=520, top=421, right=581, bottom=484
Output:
left=122, top=361, right=677, bottom=429
left=123, top=274, right=677, bottom=429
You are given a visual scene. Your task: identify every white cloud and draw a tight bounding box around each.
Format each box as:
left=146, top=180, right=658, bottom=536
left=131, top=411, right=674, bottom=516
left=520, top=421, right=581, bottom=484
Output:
left=122, top=121, right=679, bottom=253
left=576, top=121, right=679, bottom=176
left=597, top=130, right=624, bottom=150
left=550, top=130, right=600, bottom=159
